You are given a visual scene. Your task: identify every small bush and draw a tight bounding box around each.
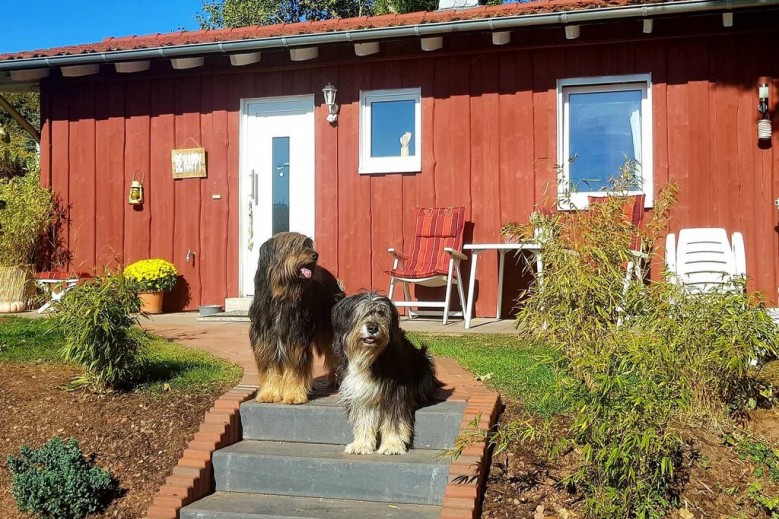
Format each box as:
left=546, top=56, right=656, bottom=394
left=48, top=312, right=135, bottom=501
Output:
left=511, top=168, right=779, bottom=518
left=55, top=272, right=148, bottom=391
left=0, top=171, right=55, bottom=266
left=7, top=437, right=114, bottom=519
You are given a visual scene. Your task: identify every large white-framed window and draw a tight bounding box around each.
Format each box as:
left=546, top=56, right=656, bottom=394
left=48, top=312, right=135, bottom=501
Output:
left=557, top=74, right=653, bottom=209
left=359, top=88, right=422, bottom=174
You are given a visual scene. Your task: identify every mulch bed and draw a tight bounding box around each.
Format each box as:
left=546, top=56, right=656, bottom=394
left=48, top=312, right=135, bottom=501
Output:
left=0, top=362, right=228, bottom=518
left=482, top=400, right=779, bottom=519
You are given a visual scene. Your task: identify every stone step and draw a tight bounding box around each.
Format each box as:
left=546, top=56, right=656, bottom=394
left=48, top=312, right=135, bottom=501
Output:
left=240, top=395, right=465, bottom=450
left=180, top=492, right=441, bottom=519
left=212, top=440, right=449, bottom=505
left=224, top=297, right=252, bottom=312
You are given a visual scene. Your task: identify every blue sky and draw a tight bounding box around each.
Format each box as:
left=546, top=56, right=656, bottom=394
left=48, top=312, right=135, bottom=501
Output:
left=1, top=0, right=203, bottom=54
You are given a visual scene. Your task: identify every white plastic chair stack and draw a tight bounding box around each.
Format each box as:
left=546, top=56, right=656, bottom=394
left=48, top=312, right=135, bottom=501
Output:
left=665, top=228, right=746, bottom=293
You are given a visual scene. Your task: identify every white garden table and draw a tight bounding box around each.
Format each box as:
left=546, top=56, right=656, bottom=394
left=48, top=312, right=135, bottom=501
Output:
left=463, top=242, right=543, bottom=329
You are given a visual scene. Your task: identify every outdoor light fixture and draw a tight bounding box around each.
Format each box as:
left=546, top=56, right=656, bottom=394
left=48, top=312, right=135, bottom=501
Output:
left=354, top=42, right=380, bottom=57
left=420, top=37, right=443, bottom=51
left=492, top=31, right=511, bottom=45
left=759, top=83, right=772, bottom=142
left=322, top=83, right=339, bottom=124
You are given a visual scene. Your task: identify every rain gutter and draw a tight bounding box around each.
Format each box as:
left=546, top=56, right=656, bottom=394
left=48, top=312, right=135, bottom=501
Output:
left=0, top=0, right=773, bottom=71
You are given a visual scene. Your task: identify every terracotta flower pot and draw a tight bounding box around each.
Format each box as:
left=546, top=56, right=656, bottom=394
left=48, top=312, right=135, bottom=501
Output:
left=138, top=291, right=164, bottom=314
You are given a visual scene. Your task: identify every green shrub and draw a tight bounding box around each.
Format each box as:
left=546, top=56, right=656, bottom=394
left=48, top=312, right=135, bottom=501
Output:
left=511, top=169, right=779, bottom=518
left=55, top=272, right=148, bottom=391
left=726, top=433, right=779, bottom=483
left=0, top=171, right=55, bottom=266
left=748, top=482, right=779, bottom=519
left=7, top=437, right=114, bottom=519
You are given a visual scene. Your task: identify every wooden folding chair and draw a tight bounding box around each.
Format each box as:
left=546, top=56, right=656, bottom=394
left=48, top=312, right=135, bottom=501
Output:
left=387, top=207, right=468, bottom=325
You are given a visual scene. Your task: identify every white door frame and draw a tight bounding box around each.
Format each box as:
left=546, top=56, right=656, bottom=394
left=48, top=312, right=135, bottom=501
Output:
left=239, top=94, right=316, bottom=297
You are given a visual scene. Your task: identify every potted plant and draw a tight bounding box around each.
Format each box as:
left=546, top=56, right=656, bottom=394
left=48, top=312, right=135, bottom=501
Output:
left=123, top=258, right=178, bottom=314
left=0, top=173, right=56, bottom=313
left=499, top=220, right=536, bottom=244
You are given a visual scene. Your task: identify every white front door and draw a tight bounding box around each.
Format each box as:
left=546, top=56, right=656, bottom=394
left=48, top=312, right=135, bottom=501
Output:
left=240, top=95, right=315, bottom=296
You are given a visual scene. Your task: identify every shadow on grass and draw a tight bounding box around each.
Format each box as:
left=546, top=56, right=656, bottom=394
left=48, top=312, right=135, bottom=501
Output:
left=136, top=357, right=202, bottom=386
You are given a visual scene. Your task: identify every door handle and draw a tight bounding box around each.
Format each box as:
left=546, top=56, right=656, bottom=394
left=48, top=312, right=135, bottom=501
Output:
left=249, top=169, right=258, bottom=206
left=253, top=169, right=259, bottom=206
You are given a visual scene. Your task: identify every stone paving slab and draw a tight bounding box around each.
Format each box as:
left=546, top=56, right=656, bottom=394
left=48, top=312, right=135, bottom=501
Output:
left=241, top=397, right=466, bottom=449
left=213, top=441, right=450, bottom=505
left=180, top=491, right=441, bottom=519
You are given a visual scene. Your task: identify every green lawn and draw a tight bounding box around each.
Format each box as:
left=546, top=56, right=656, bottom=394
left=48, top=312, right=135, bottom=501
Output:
left=0, top=316, right=241, bottom=393
left=408, top=332, right=567, bottom=416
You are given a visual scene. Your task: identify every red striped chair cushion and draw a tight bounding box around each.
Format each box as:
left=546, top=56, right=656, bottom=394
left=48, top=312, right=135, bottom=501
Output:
left=587, top=194, right=645, bottom=228
left=587, top=194, right=646, bottom=252
left=388, top=207, right=466, bottom=279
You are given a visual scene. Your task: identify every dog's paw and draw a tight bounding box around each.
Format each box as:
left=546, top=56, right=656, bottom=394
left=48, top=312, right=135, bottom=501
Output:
left=345, top=441, right=375, bottom=455
left=281, top=391, right=309, bottom=405
left=256, top=387, right=283, bottom=403
left=377, top=441, right=408, bottom=456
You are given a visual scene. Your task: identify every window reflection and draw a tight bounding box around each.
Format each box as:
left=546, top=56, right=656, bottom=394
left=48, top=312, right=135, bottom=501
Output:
left=568, top=89, right=642, bottom=191
left=370, top=99, right=416, bottom=158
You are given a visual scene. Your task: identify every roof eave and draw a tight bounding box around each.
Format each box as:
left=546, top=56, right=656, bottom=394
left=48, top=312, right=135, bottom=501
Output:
left=0, top=0, right=771, bottom=72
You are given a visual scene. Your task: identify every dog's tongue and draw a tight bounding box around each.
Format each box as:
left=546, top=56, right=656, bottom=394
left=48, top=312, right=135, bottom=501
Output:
left=300, top=267, right=313, bottom=279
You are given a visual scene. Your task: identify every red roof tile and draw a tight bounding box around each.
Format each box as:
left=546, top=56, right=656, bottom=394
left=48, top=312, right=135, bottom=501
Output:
left=0, top=0, right=686, bottom=61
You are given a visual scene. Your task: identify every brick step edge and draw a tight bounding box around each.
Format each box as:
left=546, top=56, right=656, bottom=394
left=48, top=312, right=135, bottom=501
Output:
left=142, top=384, right=258, bottom=519
left=435, top=357, right=504, bottom=519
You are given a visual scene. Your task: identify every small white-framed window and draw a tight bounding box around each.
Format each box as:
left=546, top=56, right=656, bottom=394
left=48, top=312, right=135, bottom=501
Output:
left=557, top=74, right=653, bottom=209
left=359, top=88, right=421, bottom=174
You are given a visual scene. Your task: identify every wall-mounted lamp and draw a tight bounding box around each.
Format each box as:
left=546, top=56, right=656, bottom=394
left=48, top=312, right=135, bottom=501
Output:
left=128, top=171, right=144, bottom=205
left=322, top=83, right=339, bottom=124
left=759, top=83, right=772, bottom=142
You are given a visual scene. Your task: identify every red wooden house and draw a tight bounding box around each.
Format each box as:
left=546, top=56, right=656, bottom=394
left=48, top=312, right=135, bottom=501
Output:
left=0, top=0, right=777, bottom=314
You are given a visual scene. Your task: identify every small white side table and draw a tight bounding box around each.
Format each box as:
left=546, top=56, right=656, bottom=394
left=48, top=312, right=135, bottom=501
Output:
left=463, top=242, right=542, bottom=329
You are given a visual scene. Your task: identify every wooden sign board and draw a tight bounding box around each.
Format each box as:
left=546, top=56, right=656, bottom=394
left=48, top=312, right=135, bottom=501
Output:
left=171, top=147, right=207, bottom=179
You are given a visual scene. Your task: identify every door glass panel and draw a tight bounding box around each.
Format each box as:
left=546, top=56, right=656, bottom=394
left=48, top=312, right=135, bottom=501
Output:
left=272, top=136, right=290, bottom=235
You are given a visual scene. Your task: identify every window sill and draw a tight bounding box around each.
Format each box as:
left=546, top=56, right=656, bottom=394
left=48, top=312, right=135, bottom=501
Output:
left=557, top=192, right=654, bottom=211
left=359, top=161, right=421, bottom=175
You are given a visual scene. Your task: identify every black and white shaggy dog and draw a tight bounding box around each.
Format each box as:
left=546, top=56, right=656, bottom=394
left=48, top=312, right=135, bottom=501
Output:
left=249, top=232, right=344, bottom=405
left=332, top=292, right=440, bottom=455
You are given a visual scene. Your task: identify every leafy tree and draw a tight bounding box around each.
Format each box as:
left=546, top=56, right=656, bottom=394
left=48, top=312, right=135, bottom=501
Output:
left=0, top=92, right=39, bottom=178
left=197, top=0, right=507, bottom=28
left=197, top=0, right=372, bottom=28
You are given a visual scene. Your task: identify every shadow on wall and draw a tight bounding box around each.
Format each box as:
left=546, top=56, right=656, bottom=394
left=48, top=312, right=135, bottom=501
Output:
left=164, top=275, right=191, bottom=312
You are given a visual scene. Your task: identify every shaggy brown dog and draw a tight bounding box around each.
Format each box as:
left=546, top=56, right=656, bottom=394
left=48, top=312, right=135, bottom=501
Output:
left=249, top=232, right=344, bottom=404
left=333, top=292, right=440, bottom=455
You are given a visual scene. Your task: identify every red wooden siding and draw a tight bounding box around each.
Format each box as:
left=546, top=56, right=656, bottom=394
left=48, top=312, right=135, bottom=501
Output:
left=41, top=22, right=779, bottom=312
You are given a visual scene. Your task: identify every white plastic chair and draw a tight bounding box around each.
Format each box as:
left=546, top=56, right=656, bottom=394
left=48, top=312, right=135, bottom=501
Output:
left=665, top=228, right=746, bottom=293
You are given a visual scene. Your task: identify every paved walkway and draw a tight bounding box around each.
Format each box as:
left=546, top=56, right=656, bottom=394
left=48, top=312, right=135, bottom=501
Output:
left=141, top=312, right=516, bottom=385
